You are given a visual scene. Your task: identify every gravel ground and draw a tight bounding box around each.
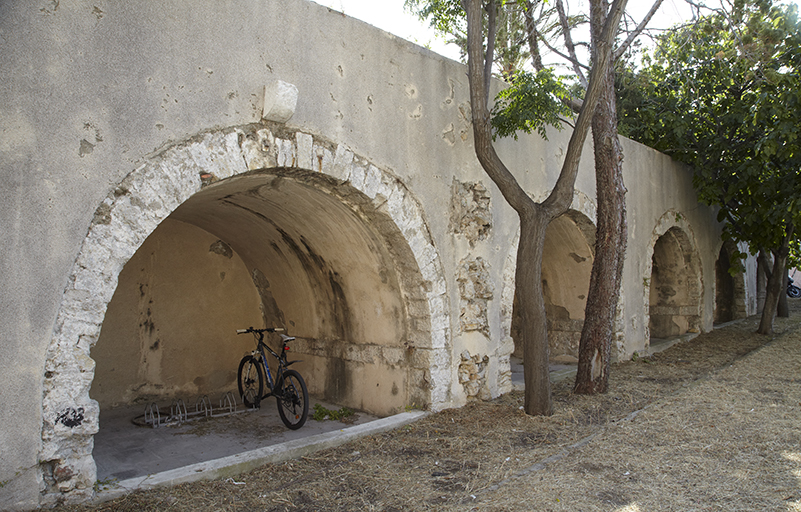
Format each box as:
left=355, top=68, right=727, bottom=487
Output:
left=58, top=302, right=801, bottom=511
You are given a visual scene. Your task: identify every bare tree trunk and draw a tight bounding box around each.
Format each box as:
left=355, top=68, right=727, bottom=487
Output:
left=778, top=268, right=789, bottom=317
left=463, top=0, right=627, bottom=415
left=757, top=249, right=768, bottom=313
left=574, top=0, right=628, bottom=395
left=758, top=226, right=795, bottom=334
left=517, top=212, right=552, bottom=415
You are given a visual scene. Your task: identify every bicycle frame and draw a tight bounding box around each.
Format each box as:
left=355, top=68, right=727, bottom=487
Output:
left=236, top=326, right=309, bottom=429
left=254, top=337, right=280, bottom=393
left=239, top=328, right=300, bottom=398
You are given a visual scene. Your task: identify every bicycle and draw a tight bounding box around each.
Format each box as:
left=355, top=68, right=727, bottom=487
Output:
left=236, top=327, right=309, bottom=430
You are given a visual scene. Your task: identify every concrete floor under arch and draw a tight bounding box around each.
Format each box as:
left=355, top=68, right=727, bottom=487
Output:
left=92, top=396, right=382, bottom=484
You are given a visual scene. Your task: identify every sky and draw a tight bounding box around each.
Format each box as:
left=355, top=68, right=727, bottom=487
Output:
left=311, top=0, right=801, bottom=63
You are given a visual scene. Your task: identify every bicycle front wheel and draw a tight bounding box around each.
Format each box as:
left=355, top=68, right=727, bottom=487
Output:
left=237, top=355, right=264, bottom=408
left=276, top=369, right=309, bottom=430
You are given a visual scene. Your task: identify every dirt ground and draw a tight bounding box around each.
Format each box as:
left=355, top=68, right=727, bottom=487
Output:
left=59, top=303, right=801, bottom=511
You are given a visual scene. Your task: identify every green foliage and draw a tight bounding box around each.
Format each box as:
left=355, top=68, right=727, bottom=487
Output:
left=405, top=0, right=537, bottom=76
left=93, top=477, right=118, bottom=492
left=406, top=0, right=574, bottom=140
left=312, top=403, right=354, bottom=422
left=405, top=0, right=465, bottom=36
left=405, top=0, right=467, bottom=58
left=618, top=0, right=801, bottom=260
left=491, top=68, right=574, bottom=140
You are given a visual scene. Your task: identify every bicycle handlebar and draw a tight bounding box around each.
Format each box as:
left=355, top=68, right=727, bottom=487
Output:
left=236, top=327, right=286, bottom=334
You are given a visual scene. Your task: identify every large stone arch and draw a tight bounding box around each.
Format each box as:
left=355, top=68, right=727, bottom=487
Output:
left=497, top=191, right=597, bottom=393
left=645, top=211, right=704, bottom=342
left=40, top=125, right=451, bottom=500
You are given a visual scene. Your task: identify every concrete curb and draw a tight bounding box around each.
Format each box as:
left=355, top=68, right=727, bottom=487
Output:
left=95, top=410, right=428, bottom=503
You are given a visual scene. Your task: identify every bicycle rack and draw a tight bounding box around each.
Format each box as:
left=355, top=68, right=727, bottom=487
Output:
left=132, top=391, right=253, bottom=428
left=194, top=396, right=211, bottom=418
left=171, top=398, right=188, bottom=423
left=143, top=402, right=161, bottom=428
left=220, top=391, right=237, bottom=414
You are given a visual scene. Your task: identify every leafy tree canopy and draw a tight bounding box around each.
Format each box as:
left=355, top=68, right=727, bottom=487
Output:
left=618, top=0, right=801, bottom=259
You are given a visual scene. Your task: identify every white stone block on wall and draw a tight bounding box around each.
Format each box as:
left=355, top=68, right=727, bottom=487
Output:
left=331, top=145, right=354, bottom=181
left=349, top=160, right=367, bottom=190
left=262, top=80, right=298, bottom=123
left=276, top=138, right=295, bottom=167
left=314, top=144, right=334, bottom=173
left=362, top=165, right=382, bottom=199
left=296, top=133, right=313, bottom=170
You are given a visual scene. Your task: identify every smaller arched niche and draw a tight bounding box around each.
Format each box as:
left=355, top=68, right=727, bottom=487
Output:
left=714, top=241, right=748, bottom=324
left=649, top=226, right=702, bottom=338
left=509, top=210, right=596, bottom=363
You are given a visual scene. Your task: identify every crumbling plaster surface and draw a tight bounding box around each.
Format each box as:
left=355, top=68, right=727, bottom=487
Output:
left=0, top=0, right=756, bottom=508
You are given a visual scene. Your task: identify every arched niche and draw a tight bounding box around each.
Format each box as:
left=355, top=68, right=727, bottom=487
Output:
left=648, top=226, right=703, bottom=338
left=714, top=240, right=748, bottom=324
left=499, top=192, right=598, bottom=392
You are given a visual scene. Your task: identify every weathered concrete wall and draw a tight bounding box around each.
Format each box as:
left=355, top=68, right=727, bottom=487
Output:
left=0, top=0, right=756, bottom=508
left=92, top=219, right=263, bottom=408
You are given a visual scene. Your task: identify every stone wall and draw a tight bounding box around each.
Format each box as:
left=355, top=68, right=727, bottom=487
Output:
left=0, top=0, right=758, bottom=508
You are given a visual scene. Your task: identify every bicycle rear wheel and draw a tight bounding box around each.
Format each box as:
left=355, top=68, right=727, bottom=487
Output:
left=237, top=355, right=264, bottom=408
left=276, top=369, right=309, bottom=429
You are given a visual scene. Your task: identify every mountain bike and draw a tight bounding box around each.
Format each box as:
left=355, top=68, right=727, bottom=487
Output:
left=236, top=327, right=309, bottom=430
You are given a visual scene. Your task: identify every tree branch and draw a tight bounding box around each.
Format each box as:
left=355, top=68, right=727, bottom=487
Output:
left=543, top=0, right=629, bottom=216
left=484, top=0, right=497, bottom=104
left=524, top=0, right=585, bottom=113
left=555, top=0, right=589, bottom=88
left=523, top=0, right=544, bottom=71
left=615, top=0, right=666, bottom=60
left=465, top=0, right=534, bottom=215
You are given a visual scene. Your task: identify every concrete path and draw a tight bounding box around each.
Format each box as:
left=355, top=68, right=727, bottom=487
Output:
left=94, top=398, right=425, bottom=502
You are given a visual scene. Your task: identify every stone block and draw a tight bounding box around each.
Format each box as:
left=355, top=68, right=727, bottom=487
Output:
left=262, top=80, right=298, bottom=123
left=296, top=132, right=313, bottom=170
left=384, top=186, right=408, bottom=224
left=157, top=148, right=203, bottom=202
left=71, top=265, right=107, bottom=295
left=349, top=160, right=367, bottom=190
left=314, top=144, right=333, bottom=173
left=330, top=145, right=354, bottom=181
left=185, top=132, right=247, bottom=180
left=381, top=346, right=406, bottom=366
left=405, top=298, right=430, bottom=318
left=409, top=347, right=432, bottom=368
left=276, top=138, right=295, bottom=167
left=58, top=295, right=106, bottom=327
left=240, top=128, right=276, bottom=170
left=429, top=324, right=449, bottom=349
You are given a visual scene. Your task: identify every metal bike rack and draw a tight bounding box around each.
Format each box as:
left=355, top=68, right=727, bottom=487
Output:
left=171, top=398, right=188, bottom=423
left=143, top=402, right=161, bottom=428
left=132, top=391, right=255, bottom=428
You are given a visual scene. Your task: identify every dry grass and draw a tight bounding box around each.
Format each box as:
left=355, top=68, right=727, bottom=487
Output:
left=58, top=303, right=801, bottom=511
